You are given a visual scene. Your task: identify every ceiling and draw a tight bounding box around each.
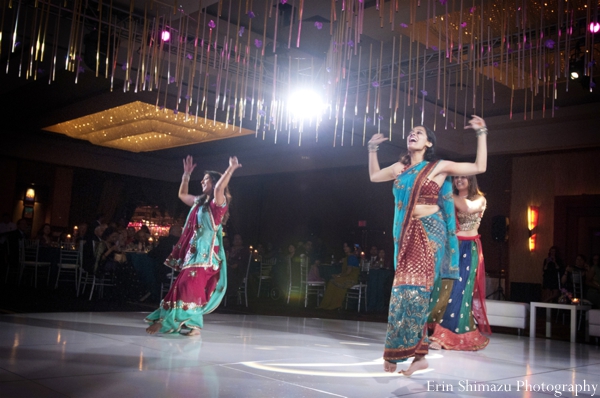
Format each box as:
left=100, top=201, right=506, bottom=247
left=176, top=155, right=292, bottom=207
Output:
left=1, top=0, right=599, bottom=181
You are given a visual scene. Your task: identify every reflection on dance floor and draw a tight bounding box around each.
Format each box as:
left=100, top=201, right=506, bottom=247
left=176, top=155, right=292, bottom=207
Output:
left=0, top=312, right=599, bottom=397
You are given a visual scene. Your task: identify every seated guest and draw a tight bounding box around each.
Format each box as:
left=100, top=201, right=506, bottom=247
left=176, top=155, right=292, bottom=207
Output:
left=37, top=223, right=54, bottom=246
left=318, top=243, right=360, bottom=310
left=134, top=226, right=151, bottom=250
left=90, top=213, right=106, bottom=241
left=307, top=259, right=324, bottom=282
left=94, top=227, right=138, bottom=300
left=587, top=254, right=600, bottom=308
left=36, top=224, right=59, bottom=270
left=3, top=219, right=29, bottom=273
left=74, top=223, right=88, bottom=244
left=373, top=249, right=389, bottom=269
left=561, top=254, right=589, bottom=297
left=0, top=213, right=16, bottom=272
left=93, top=227, right=122, bottom=274
left=368, top=245, right=379, bottom=267
left=0, top=213, right=16, bottom=244
left=94, top=224, right=108, bottom=241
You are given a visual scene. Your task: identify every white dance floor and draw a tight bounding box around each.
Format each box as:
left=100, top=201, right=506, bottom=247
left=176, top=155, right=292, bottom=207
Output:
left=0, top=312, right=599, bottom=397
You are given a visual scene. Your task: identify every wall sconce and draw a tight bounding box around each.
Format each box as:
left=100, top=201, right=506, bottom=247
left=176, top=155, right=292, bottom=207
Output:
left=24, top=187, right=36, bottom=204
left=528, top=206, right=539, bottom=251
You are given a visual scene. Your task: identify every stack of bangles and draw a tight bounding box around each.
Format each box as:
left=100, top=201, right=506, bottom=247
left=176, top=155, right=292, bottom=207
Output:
left=368, top=143, right=379, bottom=152
left=182, top=173, right=191, bottom=180
left=476, top=126, right=488, bottom=136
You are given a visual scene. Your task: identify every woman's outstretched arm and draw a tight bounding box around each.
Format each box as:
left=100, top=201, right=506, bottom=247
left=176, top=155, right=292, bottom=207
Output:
left=214, top=156, right=242, bottom=205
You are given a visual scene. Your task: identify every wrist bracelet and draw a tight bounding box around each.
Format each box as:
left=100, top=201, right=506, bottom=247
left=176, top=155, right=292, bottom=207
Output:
left=182, top=173, right=191, bottom=180
left=368, top=143, right=379, bottom=152
left=476, top=127, right=488, bottom=136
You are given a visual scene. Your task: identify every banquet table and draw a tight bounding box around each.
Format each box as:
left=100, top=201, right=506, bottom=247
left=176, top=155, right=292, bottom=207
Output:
left=126, top=252, right=159, bottom=301
left=366, top=268, right=394, bottom=312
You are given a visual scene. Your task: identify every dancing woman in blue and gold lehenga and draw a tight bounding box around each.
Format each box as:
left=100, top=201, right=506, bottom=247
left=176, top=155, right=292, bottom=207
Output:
left=368, top=116, right=488, bottom=375
left=384, top=161, right=459, bottom=363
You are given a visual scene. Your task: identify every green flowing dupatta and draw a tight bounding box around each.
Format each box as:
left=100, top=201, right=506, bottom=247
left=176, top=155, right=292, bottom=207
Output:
left=146, top=199, right=227, bottom=331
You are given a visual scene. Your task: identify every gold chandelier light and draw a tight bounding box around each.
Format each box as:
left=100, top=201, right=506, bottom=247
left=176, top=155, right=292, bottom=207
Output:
left=1, top=0, right=598, bottom=150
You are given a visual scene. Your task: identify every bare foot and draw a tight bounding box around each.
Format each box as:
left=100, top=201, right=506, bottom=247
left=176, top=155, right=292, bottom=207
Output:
left=429, top=341, right=442, bottom=350
left=146, top=322, right=162, bottom=335
left=383, top=360, right=397, bottom=373
left=179, top=328, right=201, bottom=336
left=401, top=356, right=428, bottom=376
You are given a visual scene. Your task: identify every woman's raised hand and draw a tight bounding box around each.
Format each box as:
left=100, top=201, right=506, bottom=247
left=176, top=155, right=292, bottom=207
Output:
left=229, top=156, right=242, bottom=171
left=369, top=133, right=388, bottom=146
left=183, top=155, right=197, bottom=175
left=465, top=115, right=486, bottom=131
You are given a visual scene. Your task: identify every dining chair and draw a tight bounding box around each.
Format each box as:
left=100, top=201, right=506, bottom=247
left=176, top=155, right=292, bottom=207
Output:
left=346, top=263, right=369, bottom=312
left=256, top=256, right=276, bottom=297
left=54, top=241, right=82, bottom=293
left=78, top=252, right=116, bottom=300
left=237, top=254, right=253, bottom=306
left=301, top=256, right=326, bottom=307
left=572, top=271, right=585, bottom=330
left=18, top=239, right=51, bottom=288
left=225, top=254, right=253, bottom=307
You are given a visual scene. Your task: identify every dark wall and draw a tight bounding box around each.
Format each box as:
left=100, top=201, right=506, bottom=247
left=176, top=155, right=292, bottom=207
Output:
left=227, top=154, right=512, bottom=265
left=227, top=165, right=395, bottom=257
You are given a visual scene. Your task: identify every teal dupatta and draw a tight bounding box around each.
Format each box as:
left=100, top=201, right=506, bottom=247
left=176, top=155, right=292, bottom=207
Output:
left=392, top=160, right=459, bottom=281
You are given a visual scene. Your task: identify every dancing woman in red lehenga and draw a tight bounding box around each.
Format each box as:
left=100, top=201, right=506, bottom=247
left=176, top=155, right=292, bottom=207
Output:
left=145, top=155, right=241, bottom=336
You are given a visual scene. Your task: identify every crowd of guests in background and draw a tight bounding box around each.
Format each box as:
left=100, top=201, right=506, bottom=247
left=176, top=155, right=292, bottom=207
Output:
left=2, top=210, right=599, bottom=312
left=0, top=211, right=394, bottom=310
left=542, top=245, right=600, bottom=309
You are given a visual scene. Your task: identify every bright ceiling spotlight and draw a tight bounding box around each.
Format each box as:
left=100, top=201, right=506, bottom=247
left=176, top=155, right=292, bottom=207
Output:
left=570, top=70, right=580, bottom=80
left=287, top=89, right=326, bottom=121
left=161, top=30, right=171, bottom=42
left=590, top=22, right=600, bottom=34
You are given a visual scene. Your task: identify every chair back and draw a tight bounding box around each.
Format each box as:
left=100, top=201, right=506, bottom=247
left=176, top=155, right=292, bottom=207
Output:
left=361, top=259, right=371, bottom=273
left=259, top=256, right=276, bottom=276
left=299, top=255, right=309, bottom=285
left=20, top=239, right=39, bottom=263
left=572, top=271, right=584, bottom=299
left=245, top=253, right=254, bottom=280
left=59, top=245, right=81, bottom=267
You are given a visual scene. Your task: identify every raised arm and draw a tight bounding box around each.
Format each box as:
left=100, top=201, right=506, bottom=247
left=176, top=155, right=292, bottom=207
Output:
left=454, top=195, right=487, bottom=214
left=214, top=156, right=242, bottom=205
left=434, top=115, right=488, bottom=177
left=368, top=134, right=405, bottom=182
left=179, top=155, right=197, bottom=207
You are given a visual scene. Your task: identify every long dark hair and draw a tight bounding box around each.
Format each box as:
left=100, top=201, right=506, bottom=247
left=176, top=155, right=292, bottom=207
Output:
left=199, top=170, right=232, bottom=225
left=400, top=125, right=437, bottom=166
left=452, top=175, right=484, bottom=199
